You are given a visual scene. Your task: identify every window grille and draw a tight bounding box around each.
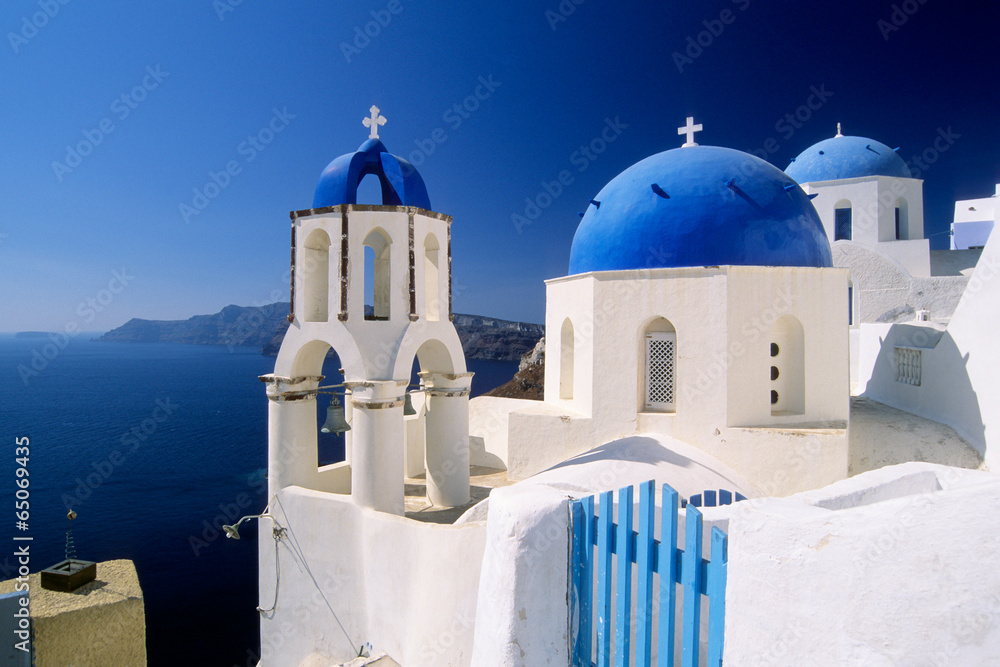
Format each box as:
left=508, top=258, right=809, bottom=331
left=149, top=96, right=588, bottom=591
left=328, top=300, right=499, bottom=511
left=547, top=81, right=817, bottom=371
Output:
left=645, top=332, right=676, bottom=411
left=895, top=347, right=922, bottom=386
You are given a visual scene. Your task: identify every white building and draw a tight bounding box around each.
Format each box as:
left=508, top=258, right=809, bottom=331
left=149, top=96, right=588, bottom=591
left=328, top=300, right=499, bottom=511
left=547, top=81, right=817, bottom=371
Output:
left=783, top=127, right=982, bottom=390
left=251, top=114, right=997, bottom=667
left=952, top=183, right=998, bottom=249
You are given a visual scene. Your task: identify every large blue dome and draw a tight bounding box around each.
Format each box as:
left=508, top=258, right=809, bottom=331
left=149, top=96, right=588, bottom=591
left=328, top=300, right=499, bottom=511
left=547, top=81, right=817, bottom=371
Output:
left=568, top=146, right=832, bottom=275
left=313, top=138, right=431, bottom=209
left=785, top=134, right=911, bottom=184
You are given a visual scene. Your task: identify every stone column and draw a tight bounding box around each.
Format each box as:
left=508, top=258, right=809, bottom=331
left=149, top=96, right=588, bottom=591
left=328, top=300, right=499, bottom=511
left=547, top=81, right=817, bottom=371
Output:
left=420, top=371, right=474, bottom=508
left=345, top=380, right=407, bottom=515
left=260, top=374, right=323, bottom=499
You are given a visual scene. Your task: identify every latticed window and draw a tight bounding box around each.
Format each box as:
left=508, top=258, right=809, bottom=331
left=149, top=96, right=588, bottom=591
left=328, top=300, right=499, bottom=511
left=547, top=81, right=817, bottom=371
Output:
left=895, top=347, right=922, bottom=386
left=645, top=332, right=676, bottom=411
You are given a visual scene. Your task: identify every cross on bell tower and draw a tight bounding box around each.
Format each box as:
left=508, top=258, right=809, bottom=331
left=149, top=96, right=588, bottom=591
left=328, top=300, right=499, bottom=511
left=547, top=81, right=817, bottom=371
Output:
left=363, top=105, right=386, bottom=139
left=678, top=116, right=703, bottom=147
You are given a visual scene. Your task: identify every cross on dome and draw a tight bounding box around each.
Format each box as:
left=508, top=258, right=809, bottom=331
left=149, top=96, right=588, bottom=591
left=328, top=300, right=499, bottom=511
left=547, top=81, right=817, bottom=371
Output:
left=678, top=116, right=703, bottom=147
left=836, top=122, right=844, bottom=137
left=363, top=105, right=386, bottom=139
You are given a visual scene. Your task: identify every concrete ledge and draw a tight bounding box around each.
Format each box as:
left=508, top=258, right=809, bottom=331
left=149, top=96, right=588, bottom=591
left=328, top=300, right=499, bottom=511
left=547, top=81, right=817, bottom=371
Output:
left=0, top=559, right=146, bottom=666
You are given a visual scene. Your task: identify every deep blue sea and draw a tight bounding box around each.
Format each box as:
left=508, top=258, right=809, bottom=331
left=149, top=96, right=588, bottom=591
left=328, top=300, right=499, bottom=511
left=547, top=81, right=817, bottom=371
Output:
left=0, top=334, right=517, bottom=666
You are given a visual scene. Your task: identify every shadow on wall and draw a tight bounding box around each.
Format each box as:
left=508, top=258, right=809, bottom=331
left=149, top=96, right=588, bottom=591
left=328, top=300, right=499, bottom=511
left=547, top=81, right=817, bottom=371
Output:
left=862, top=323, right=986, bottom=460
left=544, top=435, right=754, bottom=497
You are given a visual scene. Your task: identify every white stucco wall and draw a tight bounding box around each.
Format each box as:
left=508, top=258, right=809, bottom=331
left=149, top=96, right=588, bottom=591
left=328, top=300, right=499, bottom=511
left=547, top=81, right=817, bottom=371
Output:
left=259, top=487, right=487, bottom=667
left=470, top=485, right=572, bottom=666
left=723, top=463, right=1000, bottom=665
left=833, top=242, right=968, bottom=335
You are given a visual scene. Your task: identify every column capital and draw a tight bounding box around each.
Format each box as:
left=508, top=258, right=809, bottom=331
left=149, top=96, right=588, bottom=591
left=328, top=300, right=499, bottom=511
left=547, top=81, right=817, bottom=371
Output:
left=259, top=374, right=324, bottom=402
left=419, top=371, right=474, bottom=397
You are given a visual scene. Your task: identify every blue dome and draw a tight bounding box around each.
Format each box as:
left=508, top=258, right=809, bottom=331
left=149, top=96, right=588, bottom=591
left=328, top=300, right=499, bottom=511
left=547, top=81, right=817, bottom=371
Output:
left=785, top=134, right=911, bottom=183
left=313, top=138, right=431, bottom=209
left=568, top=146, right=832, bottom=274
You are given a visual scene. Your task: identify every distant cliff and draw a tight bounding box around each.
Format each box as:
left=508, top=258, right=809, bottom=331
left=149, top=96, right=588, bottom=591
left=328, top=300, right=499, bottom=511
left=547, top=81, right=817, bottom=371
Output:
left=484, top=337, right=545, bottom=400
left=97, top=303, right=543, bottom=362
left=95, top=303, right=289, bottom=348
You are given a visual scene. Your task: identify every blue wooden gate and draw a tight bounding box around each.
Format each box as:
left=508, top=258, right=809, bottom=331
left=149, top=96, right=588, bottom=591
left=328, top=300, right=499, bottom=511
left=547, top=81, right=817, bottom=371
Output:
left=570, top=481, right=728, bottom=667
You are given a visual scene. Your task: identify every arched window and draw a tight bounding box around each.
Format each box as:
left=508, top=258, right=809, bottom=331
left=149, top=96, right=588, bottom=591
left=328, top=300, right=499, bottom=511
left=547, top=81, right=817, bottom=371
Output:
left=895, top=197, right=908, bottom=240
left=363, top=228, right=391, bottom=320
left=834, top=199, right=852, bottom=241
left=424, top=234, right=440, bottom=322
left=770, top=315, right=804, bottom=415
left=303, top=228, right=330, bottom=322
left=643, top=318, right=676, bottom=412
left=560, top=318, right=575, bottom=400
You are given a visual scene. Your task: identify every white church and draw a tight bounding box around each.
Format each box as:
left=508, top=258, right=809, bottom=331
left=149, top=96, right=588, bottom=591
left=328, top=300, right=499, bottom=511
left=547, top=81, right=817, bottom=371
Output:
left=247, top=109, right=1000, bottom=666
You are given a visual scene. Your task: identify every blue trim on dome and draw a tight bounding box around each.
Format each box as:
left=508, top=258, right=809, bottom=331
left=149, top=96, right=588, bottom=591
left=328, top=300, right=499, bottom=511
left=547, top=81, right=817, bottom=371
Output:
left=313, top=138, right=431, bottom=209
left=785, top=135, right=911, bottom=183
left=568, top=146, right=832, bottom=274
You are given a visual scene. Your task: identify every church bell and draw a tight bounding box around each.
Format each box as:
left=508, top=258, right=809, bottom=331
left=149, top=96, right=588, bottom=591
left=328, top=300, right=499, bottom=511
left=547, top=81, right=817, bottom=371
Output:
left=321, top=395, right=351, bottom=434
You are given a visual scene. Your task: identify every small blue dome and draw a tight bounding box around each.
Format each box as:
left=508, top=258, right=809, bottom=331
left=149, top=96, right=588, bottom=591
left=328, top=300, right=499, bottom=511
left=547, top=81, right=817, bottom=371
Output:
left=313, top=138, right=431, bottom=209
left=568, top=146, right=832, bottom=274
left=785, top=135, right=911, bottom=183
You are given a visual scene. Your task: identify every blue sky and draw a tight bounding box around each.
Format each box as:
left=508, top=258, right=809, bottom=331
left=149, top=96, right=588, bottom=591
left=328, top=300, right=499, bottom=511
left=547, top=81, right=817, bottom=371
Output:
left=2, top=0, right=998, bottom=332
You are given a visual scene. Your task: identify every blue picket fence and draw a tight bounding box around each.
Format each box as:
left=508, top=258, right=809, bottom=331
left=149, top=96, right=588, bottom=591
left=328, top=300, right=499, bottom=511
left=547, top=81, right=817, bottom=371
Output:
left=570, top=481, right=728, bottom=667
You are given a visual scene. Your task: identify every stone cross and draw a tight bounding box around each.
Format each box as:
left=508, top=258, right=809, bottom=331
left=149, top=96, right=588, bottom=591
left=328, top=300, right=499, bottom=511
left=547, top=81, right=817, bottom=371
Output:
left=678, top=116, right=702, bottom=147
left=836, top=122, right=843, bottom=137
left=363, top=105, right=386, bottom=139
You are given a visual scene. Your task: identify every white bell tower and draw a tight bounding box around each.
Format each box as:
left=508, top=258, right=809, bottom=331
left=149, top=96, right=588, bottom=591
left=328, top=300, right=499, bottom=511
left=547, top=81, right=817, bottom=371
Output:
left=261, top=108, right=472, bottom=515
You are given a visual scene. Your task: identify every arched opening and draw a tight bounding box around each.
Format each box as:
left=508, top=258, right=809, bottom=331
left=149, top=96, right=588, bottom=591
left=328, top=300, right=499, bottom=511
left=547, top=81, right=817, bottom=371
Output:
left=356, top=173, right=384, bottom=205
left=424, top=233, right=441, bottom=322
left=287, top=340, right=349, bottom=468
left=412, top=338, right=469, bottom=508
left=834, top=199, right=852, bottom=241
left=770, top=315, right=804, bottom=416
left=363, top=228, right=391, bottom=320
left=895, top=197, right=909, bottom=240
left=642, top=317, right=676, bottom=412
left=303, top=228, right=331, bottom=322
left=560, top=318, right=575, bottom=400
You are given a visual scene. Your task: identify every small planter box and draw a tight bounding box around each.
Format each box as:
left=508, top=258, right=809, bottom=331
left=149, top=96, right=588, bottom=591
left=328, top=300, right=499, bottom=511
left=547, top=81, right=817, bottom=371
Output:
left=40, top=560, right=97, bottom=592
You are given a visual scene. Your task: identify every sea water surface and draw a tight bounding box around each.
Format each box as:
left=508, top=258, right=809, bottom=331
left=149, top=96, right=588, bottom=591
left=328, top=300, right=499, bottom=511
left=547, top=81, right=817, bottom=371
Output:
left=0, top=334, right=517, bottom=665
